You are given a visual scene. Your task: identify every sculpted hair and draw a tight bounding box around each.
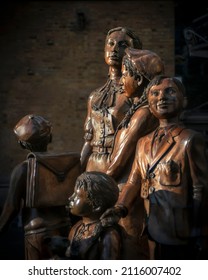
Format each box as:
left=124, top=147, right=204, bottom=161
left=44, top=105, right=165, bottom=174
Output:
left=75, top=171, right=119, bottom=211
left=123, top=56, right=138, bottom=79
left=145, top=75, right=186, bottom=97
left=106, top=26, right=142, bottom=49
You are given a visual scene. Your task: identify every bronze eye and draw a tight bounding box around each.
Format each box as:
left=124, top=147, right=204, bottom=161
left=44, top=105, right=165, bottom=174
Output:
left=108, top=42, right=114, bottom=47
left=118, top=41, right=128, bottom=48
left=122, top=70, right=128, bottom=77
left=107, top=39, right=115, bottom=47
left=151, top=90, right=159, bottom=96
left=164, top=87, right=177, bottom=96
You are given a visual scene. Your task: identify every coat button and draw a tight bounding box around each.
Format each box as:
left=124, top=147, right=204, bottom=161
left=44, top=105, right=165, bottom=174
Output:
left=149, top=186, right=155, bottom=194
left=149, top=173, right=155, bottom=178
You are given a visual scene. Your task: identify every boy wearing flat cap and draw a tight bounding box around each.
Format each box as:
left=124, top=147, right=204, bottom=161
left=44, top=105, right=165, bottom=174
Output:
left=103, top=47, right=164, bottom=259
left=0, top=114, right=71, bottom=259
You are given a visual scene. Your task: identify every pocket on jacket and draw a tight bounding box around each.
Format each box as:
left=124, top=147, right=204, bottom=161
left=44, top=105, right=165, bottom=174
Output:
left=158, top=160, right=181, bottom=186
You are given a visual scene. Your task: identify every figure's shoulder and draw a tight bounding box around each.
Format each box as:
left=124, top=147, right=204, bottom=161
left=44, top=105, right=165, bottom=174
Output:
left=101, top=224, right=123, bottom=240
left=178, top=126, right=207, bottom=148
left=10, top=160, right=28, bottom=186
left=132, top=106, right=157, bottom=125
left=11, top=160, right=28, bottom=176
left=175, top=125, right=205, bottom=140
left=88, top=84, right=105, bottom=99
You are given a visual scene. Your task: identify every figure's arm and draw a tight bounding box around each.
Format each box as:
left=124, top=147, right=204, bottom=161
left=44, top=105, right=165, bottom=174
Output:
left=80, top=95, right=93, bottom=171
left=107, top=108, right=157, bottom=180
left=0, top=162, right=27, bottom=232
left=100, top=227, right=122, bottom=260
left=80, top=141, right=92, bottom=171
left=185, top=132, right=208, bottom=256
left=101, top=142, right=142, bottom=226
left=187, top=132, right=208, bottom=235
left=118, top=146, right=142, bottom=209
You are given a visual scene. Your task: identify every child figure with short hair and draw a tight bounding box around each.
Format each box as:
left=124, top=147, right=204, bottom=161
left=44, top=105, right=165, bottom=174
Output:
left=66, top=171, right=122, bottom=260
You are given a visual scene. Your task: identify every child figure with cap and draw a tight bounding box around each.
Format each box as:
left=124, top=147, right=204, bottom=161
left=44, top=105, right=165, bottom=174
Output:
left=0, top=114, right=71, bottom=259
left=102, top=47, right=165, bottom=259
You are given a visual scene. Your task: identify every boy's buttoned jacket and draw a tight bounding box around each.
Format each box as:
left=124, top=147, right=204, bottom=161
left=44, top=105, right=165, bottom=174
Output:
left=127, top=125, right=208, bottom=245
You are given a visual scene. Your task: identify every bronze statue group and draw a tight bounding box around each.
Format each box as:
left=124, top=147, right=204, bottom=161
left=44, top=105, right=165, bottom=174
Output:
left=0, top=27, right=208, bottom=260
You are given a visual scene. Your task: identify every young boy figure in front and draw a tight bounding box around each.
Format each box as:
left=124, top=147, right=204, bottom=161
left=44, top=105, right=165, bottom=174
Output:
left=66, top=171, right=122, bottom=260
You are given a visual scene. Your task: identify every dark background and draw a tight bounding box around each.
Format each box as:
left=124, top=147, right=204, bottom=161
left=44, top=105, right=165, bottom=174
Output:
left=1, top=1, right=207, bottom=107
left=175, top=0, right=208, bottom=108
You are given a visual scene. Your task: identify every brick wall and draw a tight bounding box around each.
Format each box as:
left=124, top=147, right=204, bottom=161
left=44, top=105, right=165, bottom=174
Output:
left=0, top=1, right=175, bottom=183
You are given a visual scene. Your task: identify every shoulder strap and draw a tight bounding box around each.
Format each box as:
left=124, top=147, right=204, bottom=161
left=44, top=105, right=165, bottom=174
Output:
left=147, top=126, right=185, bottom=178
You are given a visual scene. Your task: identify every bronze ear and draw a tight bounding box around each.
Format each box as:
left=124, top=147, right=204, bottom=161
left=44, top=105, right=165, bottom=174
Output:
left=137, top=74, right=143, bottom=86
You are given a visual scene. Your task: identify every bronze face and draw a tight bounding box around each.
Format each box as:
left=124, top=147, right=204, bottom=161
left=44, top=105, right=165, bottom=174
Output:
left=68, top=187, right=93, bottom=217
left=147, top=78, right=184, bottom=120
left=121, top=63, right=138, bottom=97
left=104, top=30, right=134, bottom=67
